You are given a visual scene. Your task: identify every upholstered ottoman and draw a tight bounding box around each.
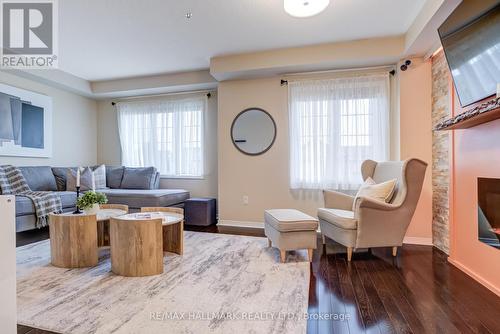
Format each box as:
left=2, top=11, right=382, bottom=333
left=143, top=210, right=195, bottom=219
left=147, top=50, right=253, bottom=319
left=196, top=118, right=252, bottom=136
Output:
left=264, top=209, right=318, bottom=263
left=184, top=198, right=217, bottom=226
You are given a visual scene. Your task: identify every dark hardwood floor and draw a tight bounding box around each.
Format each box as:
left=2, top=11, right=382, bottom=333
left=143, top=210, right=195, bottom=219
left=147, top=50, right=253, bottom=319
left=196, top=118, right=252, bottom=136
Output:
left=16, top=225, right=500, bottom=334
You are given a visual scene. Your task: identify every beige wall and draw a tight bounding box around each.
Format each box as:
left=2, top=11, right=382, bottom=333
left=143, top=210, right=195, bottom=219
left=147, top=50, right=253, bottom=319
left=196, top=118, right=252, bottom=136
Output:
left=96, top=100, right=121, bottom=165
left=0, top=71, right=97, bottom=167
left=96, top=92, right=218, bottom=198
left=398, top=58, right=433, bottom=241
left=218, top=74, right=397, bottom=224
left=218, top=77, right=324, bottom=223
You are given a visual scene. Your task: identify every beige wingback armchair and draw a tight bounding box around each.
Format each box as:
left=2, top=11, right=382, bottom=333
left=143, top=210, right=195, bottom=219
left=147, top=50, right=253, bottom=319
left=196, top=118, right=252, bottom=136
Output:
left=318, top=159, right=427, bottom=261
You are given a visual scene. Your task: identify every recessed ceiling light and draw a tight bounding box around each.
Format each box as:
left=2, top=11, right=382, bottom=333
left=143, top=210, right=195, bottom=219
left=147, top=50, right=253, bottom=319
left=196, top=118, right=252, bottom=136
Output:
left=284, top=0, right=330, bottom=18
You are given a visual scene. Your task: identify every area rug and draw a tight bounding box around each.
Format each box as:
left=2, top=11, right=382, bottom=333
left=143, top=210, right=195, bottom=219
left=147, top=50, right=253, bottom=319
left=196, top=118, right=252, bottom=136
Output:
left=17, top=231, right=310, bottom=334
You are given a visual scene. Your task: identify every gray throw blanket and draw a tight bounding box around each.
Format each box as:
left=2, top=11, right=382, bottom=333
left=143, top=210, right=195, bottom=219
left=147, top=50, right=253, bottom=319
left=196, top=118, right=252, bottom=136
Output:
left=0, top=165, right=62, bottom=228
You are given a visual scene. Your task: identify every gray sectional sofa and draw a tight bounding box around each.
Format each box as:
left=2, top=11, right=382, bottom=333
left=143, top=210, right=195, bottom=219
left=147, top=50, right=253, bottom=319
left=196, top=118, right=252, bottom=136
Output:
left=12, top=166, right=190, bottom=232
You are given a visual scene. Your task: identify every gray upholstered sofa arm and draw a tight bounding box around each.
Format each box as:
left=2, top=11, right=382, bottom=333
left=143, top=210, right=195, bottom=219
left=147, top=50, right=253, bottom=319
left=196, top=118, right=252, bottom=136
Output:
left=323, top=190, right=355, bottom=210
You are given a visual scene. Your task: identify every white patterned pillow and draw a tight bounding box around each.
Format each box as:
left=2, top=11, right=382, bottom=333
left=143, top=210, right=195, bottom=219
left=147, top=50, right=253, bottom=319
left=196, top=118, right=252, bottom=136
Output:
left=92, top=165, right=106, bottom=190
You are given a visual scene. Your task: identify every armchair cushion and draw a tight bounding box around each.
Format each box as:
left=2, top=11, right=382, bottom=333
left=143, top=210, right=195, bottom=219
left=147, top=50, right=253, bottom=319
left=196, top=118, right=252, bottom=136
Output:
left=317, top=208, right=357, bottom=230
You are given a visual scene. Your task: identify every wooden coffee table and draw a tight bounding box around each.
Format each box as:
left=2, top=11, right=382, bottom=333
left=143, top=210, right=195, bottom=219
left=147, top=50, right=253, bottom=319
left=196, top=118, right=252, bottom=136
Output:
left=110, top=216, right=164, bottom=277
left=95, top=208, right=128, bottom=247
left=62, top=208, right=128, bottom=247
left=119, top=212, right=184, bottom=255
left=49, top=214, right=98, bottom=268
left=110, top=212, right=184, bottom=277
left=50, top=209, right=127, bottom=268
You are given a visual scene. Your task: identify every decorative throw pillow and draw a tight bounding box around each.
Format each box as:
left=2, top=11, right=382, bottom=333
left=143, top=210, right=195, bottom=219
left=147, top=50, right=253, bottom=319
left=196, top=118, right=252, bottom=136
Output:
left=106, top=166, right=124, bottom=189
left=121, top=167, right=157, bottom=190
left=66, top=165, right=107, bottom=191
left=353, top=177, right=397, bottom=210
left=67, top=167, right=93, bottom=191
left=92, top=165, right=107, bottom=190
left=52, top=167, right=69, bottom=191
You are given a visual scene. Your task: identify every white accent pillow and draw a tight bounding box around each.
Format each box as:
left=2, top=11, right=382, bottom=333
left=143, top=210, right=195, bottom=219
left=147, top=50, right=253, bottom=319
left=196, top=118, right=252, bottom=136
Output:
left=353, top=177, right=397, bottom=210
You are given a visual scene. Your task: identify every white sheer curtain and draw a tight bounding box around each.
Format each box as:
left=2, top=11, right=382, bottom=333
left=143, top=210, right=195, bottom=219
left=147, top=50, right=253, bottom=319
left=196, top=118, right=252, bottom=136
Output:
left=117, top=95, right=205, bottom=177
left=289, top=74, right=390, bottom=190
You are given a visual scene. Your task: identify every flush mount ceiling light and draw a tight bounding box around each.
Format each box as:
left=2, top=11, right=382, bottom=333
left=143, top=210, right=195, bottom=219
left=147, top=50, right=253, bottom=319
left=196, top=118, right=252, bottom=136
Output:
left=284, top=0, right=330, bottom=18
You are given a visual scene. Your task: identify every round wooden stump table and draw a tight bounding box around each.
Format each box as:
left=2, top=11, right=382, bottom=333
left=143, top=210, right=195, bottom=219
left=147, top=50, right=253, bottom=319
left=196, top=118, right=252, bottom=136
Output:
left=49, top=208, right=128, bottom=269
left=94, top=206, right=129, bottom=247
left=49, top=214, right=98, bottom=268
left=110, top=217, right=164, bottom=277
left=110, top=212, right=184, bottom=277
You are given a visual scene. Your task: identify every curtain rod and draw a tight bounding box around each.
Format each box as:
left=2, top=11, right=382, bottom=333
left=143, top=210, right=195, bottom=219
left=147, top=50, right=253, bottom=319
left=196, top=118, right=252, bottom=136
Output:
left=280, top=65, right=396, bottom=86
left=111, top=89, right=215, bottom=105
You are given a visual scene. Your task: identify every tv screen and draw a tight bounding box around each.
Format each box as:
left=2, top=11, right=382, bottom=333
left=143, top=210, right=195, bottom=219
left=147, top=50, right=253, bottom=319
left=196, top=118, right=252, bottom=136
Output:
left=438, top=1, right=500, bottom=107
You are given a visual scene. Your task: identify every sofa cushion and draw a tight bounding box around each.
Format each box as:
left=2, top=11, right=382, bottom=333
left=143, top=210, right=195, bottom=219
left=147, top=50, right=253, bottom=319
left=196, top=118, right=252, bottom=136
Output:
left=106, top=166, right=124, bottom=189
left=264, top=209, right=318, bottom=232
left=19, top=166, right=57, bottom=191
left=317, top=208, right=357, bottom=230
left=15, top=191, right=76, bottom=216
left=120, top=167, right=157, bottom=190
left=52, top=167, right=75, bottom=191
left=100, top=188, right=189, bottom=209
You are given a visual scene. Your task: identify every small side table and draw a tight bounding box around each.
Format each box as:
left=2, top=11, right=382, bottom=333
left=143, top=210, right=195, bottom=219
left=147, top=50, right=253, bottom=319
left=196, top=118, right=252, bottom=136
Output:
left=110, top=217, right=164, bottom=277
left=184, top=198, right=216, bottom=226
left=49, top=214, right=98, bottom=268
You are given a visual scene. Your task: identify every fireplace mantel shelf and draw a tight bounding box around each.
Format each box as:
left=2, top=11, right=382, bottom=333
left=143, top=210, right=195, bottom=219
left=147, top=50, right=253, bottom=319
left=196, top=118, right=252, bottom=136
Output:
left=435, top=97, right=500, bottom=131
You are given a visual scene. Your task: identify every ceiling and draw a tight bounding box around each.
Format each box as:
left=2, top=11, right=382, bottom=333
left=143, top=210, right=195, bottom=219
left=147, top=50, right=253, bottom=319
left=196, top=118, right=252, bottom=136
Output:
left=59, top=0, right=427, bottom=81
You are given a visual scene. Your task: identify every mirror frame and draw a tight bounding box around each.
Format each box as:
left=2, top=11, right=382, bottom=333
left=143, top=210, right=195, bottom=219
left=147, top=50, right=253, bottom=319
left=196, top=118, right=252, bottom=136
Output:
left=230, top=107, right=277, bottom=156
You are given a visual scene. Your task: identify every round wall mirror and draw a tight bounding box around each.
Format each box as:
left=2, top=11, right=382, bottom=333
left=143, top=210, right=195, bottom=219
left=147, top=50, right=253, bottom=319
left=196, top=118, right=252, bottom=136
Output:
left=231, top=108, right=277, bottom=156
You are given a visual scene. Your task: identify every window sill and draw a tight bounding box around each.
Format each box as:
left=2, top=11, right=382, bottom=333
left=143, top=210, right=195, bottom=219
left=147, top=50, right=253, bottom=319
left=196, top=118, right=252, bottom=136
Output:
left=160, top=175, right=205, bottom=180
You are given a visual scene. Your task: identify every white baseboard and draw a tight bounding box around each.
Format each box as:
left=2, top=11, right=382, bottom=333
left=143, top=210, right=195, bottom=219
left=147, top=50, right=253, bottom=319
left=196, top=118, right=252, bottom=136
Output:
left=402, top=237, right=433, bottom=245
left=448, top=257, right=500, bottom=297
left=218, top=220, right=324, bottom=232
left=218, top=220, right=264, bottom=229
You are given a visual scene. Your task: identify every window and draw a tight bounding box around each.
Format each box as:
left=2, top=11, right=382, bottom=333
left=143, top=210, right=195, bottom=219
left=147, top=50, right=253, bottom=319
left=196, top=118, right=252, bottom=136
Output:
left=340, top=99, right=371, bottom=147
left=289, top=74, right=390, bottom=190
left=117, top=95, right=205, bottom=178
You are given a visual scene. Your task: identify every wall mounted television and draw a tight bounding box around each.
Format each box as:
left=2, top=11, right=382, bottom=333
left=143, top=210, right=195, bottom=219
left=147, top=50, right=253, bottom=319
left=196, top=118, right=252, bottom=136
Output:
left=438, top=0, right=500, bottom=107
